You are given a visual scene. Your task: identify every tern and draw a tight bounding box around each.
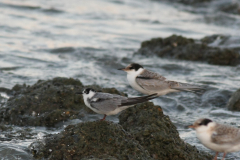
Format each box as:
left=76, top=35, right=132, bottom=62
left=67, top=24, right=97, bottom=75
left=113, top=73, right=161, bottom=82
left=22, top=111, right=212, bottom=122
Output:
left=76, top=88, right=158, bottom=120
left=119, top=63, right=204, bottom=96
left=189, top=118, right=240, bottom=160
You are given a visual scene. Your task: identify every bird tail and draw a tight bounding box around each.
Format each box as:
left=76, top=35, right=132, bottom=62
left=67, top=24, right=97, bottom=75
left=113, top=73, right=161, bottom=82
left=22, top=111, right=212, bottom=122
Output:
left=171, top=82, right=206, bottom=95
left=120, top=93, right=158, bottom=106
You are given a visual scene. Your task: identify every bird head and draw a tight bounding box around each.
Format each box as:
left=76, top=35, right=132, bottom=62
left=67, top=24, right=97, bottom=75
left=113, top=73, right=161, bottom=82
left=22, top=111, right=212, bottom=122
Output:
left=76, top=88, right=96, bottom=98
left=188, top=118, right=213, bottom=132
left=118, top=63, right=144, bottom=74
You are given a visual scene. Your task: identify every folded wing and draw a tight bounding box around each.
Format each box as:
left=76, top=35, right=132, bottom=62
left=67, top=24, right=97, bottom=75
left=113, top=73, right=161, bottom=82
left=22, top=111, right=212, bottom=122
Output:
left=90, top=92, right=158, bottom=112
left=211, top=124, right=240, bottom=145
left=136, top=70, right=204, bottom=93
left=90, top=93, right=127, bottom=112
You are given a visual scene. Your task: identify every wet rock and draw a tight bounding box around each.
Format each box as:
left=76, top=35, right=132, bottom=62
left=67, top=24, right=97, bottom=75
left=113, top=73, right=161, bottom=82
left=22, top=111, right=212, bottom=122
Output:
left=136, top=34, right=240, bottom=66
left=119, top=102, right=213, bottom=160
left=0, top=77, right=124, bottom=127
left=0, top=87, right=12, bottom=94
left=170, top=0, right=212, bottom=5
left=201, top=34, right=230, bottom=45
left=159, top=0, right=240, bottom=15
left=49, top=47, right=75, bottom=54
left=227, top=88, right=240, bottom=111
left=201, top=89, right=232, bottom=108
left=0, top=124, right=12, bottom=132
left=29, top=102, right=212, bottom=159
left=201, top=35, right=240, bottom=52
left=4, top=128, right=34, bottom=140
left=29, top=121, right=153, bottom=160
left=0, top=125, right=37, bottom=141
left=216, top=0, right=240, bottom=15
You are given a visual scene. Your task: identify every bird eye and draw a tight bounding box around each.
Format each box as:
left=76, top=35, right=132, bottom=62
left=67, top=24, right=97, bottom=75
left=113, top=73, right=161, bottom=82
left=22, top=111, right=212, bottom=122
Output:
left=84, top=90, right=89, bottom=94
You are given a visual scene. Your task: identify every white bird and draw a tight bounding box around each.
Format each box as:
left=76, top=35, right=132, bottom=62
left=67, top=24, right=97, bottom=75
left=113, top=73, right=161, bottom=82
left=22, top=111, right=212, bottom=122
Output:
left=189, top=118, right=240, bottom=160
left=118, top=63, right=204, bottom=96
left=76, top=88, right=158, bottom=120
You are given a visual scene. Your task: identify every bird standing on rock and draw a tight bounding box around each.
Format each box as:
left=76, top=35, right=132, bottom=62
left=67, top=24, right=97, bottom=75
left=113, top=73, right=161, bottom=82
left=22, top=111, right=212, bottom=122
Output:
left=76, top=88, right=158, bottom=120
left=119, top=63, right=204, bottom=96
left=189, top=118, right=240, bottom=160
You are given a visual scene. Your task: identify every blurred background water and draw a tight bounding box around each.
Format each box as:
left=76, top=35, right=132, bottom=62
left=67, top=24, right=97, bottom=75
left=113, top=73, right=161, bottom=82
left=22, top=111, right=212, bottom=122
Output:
left=0, top=0, right=240, bottom=159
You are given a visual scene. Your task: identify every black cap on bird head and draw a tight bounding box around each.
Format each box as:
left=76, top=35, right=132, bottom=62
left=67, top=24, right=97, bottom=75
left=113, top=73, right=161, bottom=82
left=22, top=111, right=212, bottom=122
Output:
left=118, top=63, right=143, bottom=72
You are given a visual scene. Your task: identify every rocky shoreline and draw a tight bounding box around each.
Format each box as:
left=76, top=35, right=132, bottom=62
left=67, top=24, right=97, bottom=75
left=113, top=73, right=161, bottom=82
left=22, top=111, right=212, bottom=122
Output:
left=0, top=77, right=213, bottom=159
left=1, top=32, right=240, bottom=159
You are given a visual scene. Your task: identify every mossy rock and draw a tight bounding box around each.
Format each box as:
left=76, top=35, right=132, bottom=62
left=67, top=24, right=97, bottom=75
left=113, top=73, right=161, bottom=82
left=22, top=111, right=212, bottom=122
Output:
left=29, top=121, right=153, bottom=160
left=136, top=34, right=240, bottom=66
left=119, top=102, right=213, bottom=160
left=0, top=77, right=125, bottom=127
left=29, top=102, right=212, bottom=160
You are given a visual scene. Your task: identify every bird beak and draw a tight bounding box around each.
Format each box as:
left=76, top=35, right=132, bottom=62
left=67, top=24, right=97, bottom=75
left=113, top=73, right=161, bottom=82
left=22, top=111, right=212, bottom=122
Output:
left=75, top=92, right=83, bottom=94
left=118, top=68, right=127, bottom=71
left=188, top=125, right=195, bottom=129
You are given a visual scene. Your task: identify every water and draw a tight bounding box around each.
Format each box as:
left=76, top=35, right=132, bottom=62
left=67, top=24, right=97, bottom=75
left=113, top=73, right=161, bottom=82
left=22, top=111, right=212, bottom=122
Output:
left=0, top=0, right=240, bottom=159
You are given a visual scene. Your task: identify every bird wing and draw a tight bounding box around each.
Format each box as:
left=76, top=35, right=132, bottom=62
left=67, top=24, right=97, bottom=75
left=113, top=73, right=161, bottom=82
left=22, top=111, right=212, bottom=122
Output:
left=90, top=93, right=127, bottom=112
left=211, top=124, right=240, bottom=145
left=136, top=70, right=178, bottom=92
left=90, top=92, right=158, bottom=112
left=136, top=70, right=203, bottom=92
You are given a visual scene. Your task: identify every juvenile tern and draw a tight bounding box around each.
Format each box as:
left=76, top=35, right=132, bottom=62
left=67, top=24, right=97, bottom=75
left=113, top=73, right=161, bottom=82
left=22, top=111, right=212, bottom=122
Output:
left=189, top=118, right=240, bottom=160
left=118, top=63, right=204, bottom=96
left=76, top=88, right=158, bottom=120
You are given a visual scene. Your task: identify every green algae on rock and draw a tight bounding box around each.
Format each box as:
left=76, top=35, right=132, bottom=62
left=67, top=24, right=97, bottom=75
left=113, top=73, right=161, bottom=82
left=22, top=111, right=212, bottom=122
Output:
left=227, top=88, right=240, bottom=111
left=29, top=121, right=153, bottom=160
left=0, top=77, right=124, bottom=127
left=0, top=77, right=84, bottom=127
left=136, top=35, right=240, bottom=66
left=29, top=102, right=212, bottom=160
left=119, top=102, right=213, bottom=160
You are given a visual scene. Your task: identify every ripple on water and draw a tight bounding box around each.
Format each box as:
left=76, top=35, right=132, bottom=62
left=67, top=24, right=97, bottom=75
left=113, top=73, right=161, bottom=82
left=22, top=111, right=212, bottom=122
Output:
left=0, top=1, right=64, bottom=14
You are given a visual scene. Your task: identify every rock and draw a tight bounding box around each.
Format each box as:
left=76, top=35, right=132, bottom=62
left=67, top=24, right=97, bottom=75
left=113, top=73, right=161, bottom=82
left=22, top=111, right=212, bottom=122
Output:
left=29, top=102, right=212, bottom=160
left=156, top=0, right=212, bottom=5
left=0, top=87, right=12, bottom=94
left=201, top=34, right=230, bottom=45
left=136, top=35, right=240, bottom=66
left=0, top=77, right=124, bottom=127
left=157, top=0, right=240, bottom=15
left=29, top=121, right=153, bottom=160
left=0, top=125, right=37, bottom=141
left=211, top=0, right=240, bottom=15
left=49, top=47, right=75, bottom=53
left=227, top=89, right=240, bottom=111
left=119, top=102, right=213, bottom=160
left=0, top=124, right=12, bottom=132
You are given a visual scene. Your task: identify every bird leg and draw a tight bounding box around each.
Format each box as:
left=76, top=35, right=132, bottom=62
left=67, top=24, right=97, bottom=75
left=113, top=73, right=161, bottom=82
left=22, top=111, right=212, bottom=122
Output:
left=213, top=152, right=218, bottom=160
left=222, top=152, right=226, bottom=160
left=100, top=114, right=107, bottom=121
